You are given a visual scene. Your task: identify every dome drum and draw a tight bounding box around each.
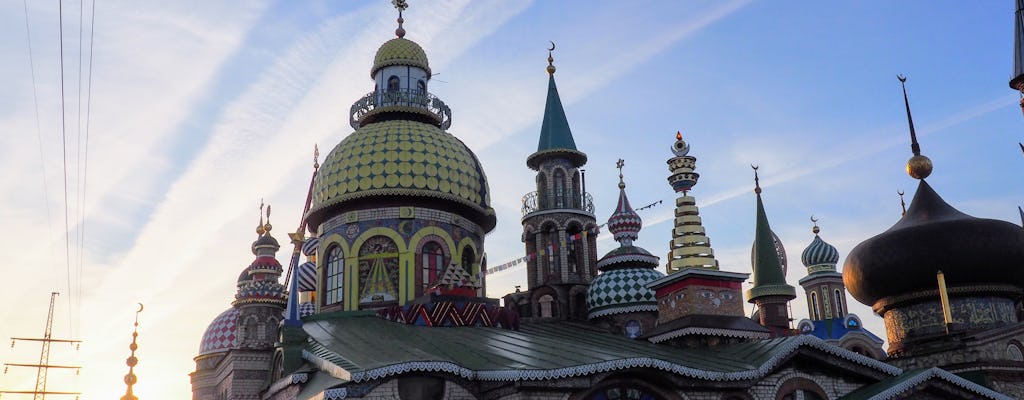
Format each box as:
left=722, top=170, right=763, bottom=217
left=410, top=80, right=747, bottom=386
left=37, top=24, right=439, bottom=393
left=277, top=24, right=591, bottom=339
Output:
left=880, top=288, right=1021, bottom=355
left=349, top=89, right=451, bottom=130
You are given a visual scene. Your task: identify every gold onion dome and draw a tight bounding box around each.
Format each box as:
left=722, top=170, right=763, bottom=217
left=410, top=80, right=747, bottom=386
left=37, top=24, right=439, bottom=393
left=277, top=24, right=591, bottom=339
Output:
left=372, top=38, right=431, bottom=78
left=306, top=119, right=495, bottom=231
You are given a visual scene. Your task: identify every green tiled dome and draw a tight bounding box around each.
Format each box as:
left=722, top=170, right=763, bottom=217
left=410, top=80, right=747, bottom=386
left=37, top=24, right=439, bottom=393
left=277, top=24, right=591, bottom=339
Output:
left=307, top=120, right=494, bottom=231
left=372, top=38, right=430, bottom=77
left=587, top=268, right=663, bottom=319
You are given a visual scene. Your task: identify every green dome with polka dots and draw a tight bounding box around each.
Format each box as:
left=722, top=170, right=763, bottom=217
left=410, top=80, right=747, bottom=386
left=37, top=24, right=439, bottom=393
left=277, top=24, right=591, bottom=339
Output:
left=307, top=119, right=495, bottom=231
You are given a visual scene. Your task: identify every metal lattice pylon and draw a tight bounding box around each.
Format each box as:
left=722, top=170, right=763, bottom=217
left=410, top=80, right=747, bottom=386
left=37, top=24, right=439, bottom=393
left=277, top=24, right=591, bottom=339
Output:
left=1, top=293, right=81, bottom=399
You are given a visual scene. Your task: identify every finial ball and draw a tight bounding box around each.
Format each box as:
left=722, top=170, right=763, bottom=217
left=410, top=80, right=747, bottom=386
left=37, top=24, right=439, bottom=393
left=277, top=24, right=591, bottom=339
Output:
left=906, top=154, right=933, bottom=179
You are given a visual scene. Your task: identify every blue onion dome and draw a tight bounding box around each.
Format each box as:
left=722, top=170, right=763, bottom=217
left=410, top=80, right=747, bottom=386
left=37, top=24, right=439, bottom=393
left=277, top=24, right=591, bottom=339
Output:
left=198, top=308, right=240, bottom=356
left=297, top=261, right=317, bottom=292
left=301, top=237, right=319, bottom=257
left=801, top=224, right=840, bottom=274
left=844, top=180, right=1024, bottom=307
left=306, top=119, right=496, bottom=232
left=372, top=38, right=430, bottom=78
left=587, top=164, right=663, bottom=319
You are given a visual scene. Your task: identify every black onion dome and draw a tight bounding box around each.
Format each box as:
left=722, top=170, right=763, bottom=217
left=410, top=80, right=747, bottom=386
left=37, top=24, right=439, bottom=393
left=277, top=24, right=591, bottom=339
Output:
left=843, top=180, right=1024, bottom=306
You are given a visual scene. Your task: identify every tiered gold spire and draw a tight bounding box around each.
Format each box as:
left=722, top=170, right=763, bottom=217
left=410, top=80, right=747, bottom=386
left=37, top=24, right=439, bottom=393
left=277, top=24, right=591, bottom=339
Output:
left=666, top=132, right=718, bottom=272
left=121, top=303, right=143, bottom=400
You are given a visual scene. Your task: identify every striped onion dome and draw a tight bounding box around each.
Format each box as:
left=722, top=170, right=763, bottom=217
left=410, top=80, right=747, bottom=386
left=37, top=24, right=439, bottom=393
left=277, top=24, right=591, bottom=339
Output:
left=607, top=181, right=642, bottom=245
left=302, top=237, right=320, bottom=257
left=198, top=308, right=239, bottom=356
left=298, top=302, right=316, bottom=318
left=297, top=261, right=317, bottom=292
left=801, top=234, right=840, bottom=273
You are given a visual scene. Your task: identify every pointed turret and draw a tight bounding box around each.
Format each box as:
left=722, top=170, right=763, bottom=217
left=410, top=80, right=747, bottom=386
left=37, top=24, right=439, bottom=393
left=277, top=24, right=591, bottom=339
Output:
left=526, top=44, right=587, bottom=169
left=746, top=167, right=796, bottom=334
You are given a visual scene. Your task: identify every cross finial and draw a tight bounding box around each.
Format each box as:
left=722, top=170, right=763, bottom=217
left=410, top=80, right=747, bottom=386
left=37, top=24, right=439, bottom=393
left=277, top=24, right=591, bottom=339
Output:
left=752, top=164, right=761, bottom=194
left=616, top=159, right=625, bottom=189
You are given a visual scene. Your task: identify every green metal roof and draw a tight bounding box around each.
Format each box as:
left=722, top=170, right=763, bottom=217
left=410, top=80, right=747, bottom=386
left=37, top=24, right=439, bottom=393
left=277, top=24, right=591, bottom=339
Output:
left=747, top=192, right=796, bottom=300
left=839, top=367, right=1013, bottom=400
left=526, top=76, right=587, bottom=169
left=300, top=312, right=898, bottom=383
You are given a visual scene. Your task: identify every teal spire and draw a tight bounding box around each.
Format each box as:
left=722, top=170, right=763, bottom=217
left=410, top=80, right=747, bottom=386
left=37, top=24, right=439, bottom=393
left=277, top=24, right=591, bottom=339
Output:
left=746, top=168, right=796, bottom=302
left=527, top=44, right=587, bottom=169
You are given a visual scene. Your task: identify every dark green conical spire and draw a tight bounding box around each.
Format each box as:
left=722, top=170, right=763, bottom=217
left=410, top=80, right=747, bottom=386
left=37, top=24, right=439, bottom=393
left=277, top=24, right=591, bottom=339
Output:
left=746, top=169, right=796, bottom=302
left=526, top=46, right=587, bottom=170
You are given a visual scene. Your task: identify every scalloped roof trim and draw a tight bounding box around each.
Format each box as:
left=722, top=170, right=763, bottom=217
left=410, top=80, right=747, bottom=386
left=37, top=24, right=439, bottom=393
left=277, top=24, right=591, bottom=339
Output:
left=647, top=327, right=771, bottom=343
left=587, top=304, right=659, bottom=320
left=596, top=253, right=660, bottom=269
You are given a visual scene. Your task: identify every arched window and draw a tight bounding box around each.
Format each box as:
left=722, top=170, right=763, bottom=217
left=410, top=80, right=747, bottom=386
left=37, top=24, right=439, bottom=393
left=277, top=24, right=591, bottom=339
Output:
left=554, top=169, right=565, bottom=208
left=387, top=75, right=400, bottom=92
left=1007, top=343, right=1024, bottom=361
left=421, top=242, right=446, bottom=290
left=810, top=292, right=821, bottom=320
left=461, top=246, right=475, bottom=275
left=536, top=174, right=548, bottom=209
left=834, top=289, right=845, bottom=317
left=416, top=79, right=426, bottom=94
left=572, top=171, right=581, bottom=209
left=358, top=236, right=400, bottom=306
left=539, top=294, right=554, bottom=318
left=325, top=246, right=344, bottom=305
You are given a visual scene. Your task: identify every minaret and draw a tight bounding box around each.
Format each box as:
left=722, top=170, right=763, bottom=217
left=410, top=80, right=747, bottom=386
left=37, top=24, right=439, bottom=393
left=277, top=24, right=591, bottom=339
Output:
left=797, top=218, right=847, bottom=321
left=1010, top=0, right=1024, bottom=115
left=234, top=204, right=287, bottom=349
left=665, top=132, right=718, bottom=272
left=746, top=167, right=796, bottom=334
left=519, top=43, right=598, bottom=320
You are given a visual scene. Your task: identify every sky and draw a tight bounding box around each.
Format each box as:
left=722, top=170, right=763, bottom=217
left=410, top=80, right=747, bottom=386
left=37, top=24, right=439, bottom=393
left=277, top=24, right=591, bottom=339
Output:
left=1, top=1, right=1022, bottom=399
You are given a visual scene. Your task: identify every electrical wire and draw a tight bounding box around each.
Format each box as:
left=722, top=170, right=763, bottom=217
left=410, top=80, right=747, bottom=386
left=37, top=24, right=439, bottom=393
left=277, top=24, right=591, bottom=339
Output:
left=57, top=0, right=75, bottom=335
left=76, top=0, right=97, bottom=340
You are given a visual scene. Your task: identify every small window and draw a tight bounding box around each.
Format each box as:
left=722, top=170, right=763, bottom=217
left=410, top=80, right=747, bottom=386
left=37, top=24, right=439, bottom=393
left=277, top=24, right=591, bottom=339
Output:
left=416, top=79, right=426, bottom=94
left=387, top=75, right=400, bottom=92
left=325, top=246, right=344, bottom=305
left=834, top=289, right=845, bottom=317
left=810, top=292, right=821, bottom=320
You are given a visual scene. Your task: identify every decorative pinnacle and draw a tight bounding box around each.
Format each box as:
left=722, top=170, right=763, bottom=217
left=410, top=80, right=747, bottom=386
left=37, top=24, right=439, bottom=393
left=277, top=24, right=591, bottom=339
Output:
left=120, top=303, right=143, bottom=400
left=616, top=158, right=625, bottom=189
left=313, top=144, right=320, bottom=170
left=264, top=204, right=273, bottom=233
left=257, top=199, right=266, bottom=235
left=898, top=189, right=907, bottom=216
left=811, top=215, right=820, bottom=235
left=898, top=75, right=933, bottom=179
left=671, top=131, right=690, bottom=157
left=547, top=41, right=556, bottom=75
left=393, top=0, right=408, bottom=38
left=752, top=165, right=761, bottom=194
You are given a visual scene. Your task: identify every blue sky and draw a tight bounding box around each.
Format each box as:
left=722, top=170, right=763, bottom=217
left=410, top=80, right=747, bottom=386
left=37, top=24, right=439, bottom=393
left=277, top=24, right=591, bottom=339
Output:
left=1, top=1, right=1021, bottom=398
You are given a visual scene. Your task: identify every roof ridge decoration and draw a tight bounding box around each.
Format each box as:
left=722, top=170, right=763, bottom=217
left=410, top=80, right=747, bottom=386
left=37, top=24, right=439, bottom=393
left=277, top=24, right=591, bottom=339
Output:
left=747, top=165, right=796, bottom=301
left=301, top=333, right=900, bottom=384
left=666, top=132, right=719, bottom=272
left=527, top=42, right=587, bottom=169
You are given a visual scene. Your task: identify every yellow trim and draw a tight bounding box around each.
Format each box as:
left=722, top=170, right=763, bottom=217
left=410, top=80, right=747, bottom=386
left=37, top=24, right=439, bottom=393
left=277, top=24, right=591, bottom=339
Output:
left=408, top=227, right=457, bottom=296
left=348, top=227, right=409, bottom=308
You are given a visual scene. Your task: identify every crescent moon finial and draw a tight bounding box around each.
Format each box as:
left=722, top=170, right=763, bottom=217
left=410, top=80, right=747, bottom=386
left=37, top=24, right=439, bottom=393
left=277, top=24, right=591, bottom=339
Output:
left=137, top=303, right=144, bottom=313
left=546, top=41, right=557, bottom=75
left=810, top=215, right=820, bottom=234
left=751, top=164, right=761, bottom=194
left=810, top=215, right=818, bottom=223
left=548, top=41, right=556, bottom=52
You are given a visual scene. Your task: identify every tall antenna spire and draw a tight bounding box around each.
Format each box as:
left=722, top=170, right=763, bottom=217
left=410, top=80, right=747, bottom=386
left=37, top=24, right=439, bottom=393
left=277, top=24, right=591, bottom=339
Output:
left=120, top=303, right=143, bottom=400
left=393, top=0, right=408, bottom=38
left=897, top=75, right=933, bottom=179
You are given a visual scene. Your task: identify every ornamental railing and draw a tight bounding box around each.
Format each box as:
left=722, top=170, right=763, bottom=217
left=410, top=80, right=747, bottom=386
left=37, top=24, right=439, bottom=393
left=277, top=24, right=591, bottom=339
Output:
left=349, top=88, right=452, bottom=130
left=521, top=191, right=595, bottom=216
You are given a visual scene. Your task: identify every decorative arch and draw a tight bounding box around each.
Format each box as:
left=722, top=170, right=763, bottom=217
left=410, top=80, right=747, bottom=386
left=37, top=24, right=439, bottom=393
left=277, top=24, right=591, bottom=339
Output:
left=350, top=228, right=408, bottom=307
left=409, top=227, right=456, bottom=296
left=531, top=286, right=559, bottom=319
left=775, top=377, right=828, bottom=400
left=1008, top=340, right=1024, bottom=361
left=455, top=237, right=481, bottom=292
left=317, top=232, right=351, bottom=309
left=324, top=245, right=345, bottom=306
left=416, top=236, right=451, bottom=296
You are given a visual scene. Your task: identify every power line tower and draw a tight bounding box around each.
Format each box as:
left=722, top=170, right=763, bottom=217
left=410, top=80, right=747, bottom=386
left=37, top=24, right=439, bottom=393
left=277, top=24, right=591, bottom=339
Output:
left=1, top=292, right=81, bottom=399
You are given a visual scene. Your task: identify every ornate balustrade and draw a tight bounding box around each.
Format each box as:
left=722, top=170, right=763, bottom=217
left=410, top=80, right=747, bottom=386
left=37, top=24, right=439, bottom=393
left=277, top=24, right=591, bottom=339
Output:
left=349, top=88, right=452, bottom=130
left=521, top=191, right=595, bottom=216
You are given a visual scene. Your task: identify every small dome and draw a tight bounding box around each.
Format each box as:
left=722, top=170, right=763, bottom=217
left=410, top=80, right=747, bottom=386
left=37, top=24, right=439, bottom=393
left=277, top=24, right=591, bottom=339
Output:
left=299, top=302, right=316, bottom=318
left=198, top=308, right=239, bottom=356
left=607, top=187, right=642, bottom=245
left=587, top=268, right=664, bottom=319
left=301, top=237, right=320, bottom=257
left=297, top=261, right=317, bottom=292
left=306, top=119, right=495, bottom=231
left=596, top=245, right=659, bottom=270
left=801, top=235, right=839, bottom=269
left=252, top=233, right=280, bottom=255
left=372, top=38, right=430, bottom=78
left=844, top=180, right=1024, bottom=306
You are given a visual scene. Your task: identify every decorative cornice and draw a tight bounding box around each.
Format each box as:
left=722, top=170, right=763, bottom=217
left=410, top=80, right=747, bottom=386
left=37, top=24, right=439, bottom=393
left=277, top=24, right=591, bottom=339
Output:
left=647, top=268, right=748, bottom=290
left=647, top=327, right=771, bottom=343
left=587, top=304, right=659, bottom=319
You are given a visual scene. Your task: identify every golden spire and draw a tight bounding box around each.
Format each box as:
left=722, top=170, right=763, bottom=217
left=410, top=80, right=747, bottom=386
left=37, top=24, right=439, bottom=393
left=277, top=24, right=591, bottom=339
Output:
left=752, top=165, right=761, bottom=194
left=898, top=75, right=933, bottom=179
left=898, top=189, right=907, bottom=216
left=547, top=41, right=557, bottom=75
left=264, top=204, right=273, bottom=234
left=257, top=199, right=266, bottom=235
left=121, top=303, right=143, bottom=400
left=393, top=0, right=408, bottom=38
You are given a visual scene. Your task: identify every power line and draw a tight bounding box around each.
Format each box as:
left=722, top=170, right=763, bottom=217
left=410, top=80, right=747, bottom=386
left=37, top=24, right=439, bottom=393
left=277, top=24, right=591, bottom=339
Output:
left=77, top=0, right=98, bottom=339
left=57, top=0, right=74, bottom=336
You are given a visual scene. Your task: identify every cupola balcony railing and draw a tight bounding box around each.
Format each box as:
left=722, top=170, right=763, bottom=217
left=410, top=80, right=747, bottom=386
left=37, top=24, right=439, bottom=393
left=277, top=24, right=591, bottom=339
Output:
left=349, top=88, right=452, bottom=130
left=521, top=191, right=595, bottom=217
